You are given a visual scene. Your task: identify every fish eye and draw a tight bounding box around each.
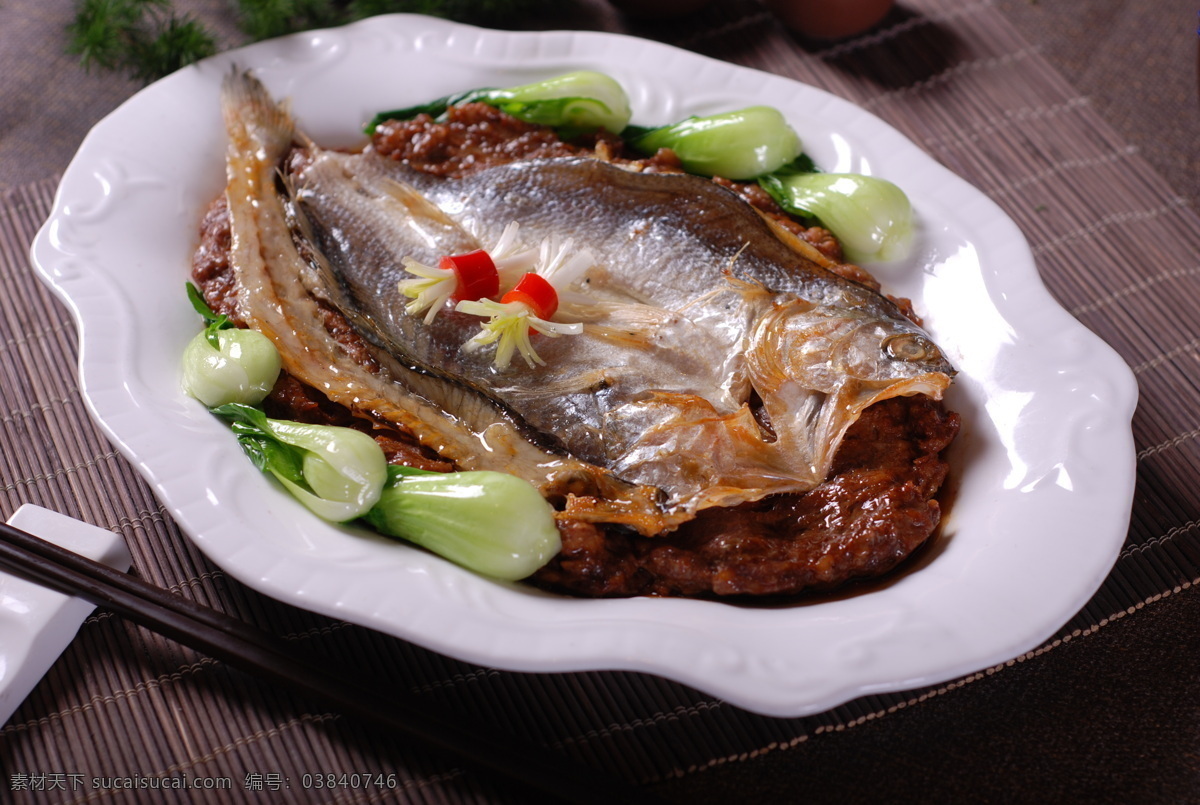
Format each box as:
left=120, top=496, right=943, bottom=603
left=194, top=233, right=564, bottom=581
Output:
left=883, top=333, right=934, bottom=362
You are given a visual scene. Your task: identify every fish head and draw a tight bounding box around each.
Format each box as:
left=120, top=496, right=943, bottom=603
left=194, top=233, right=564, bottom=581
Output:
left=748, top=297, right=955, bottom=407
left=742, top=297, right=955, bottom=485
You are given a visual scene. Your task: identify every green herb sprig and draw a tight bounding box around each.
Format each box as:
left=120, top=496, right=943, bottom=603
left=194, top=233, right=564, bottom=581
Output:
left=68, top=0, right=554, bottom=84
left=67, top=0, right=218, bottom=84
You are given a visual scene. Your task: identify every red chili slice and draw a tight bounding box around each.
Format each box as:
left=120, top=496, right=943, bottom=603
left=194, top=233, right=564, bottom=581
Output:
left=440, top=249, right=500, bottom=302
left=501, top=273, right=559, bottom=319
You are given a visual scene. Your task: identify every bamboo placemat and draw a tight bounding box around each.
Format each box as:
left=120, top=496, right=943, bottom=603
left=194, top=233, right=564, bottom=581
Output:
left=2, top=1, right=1199, bottom=802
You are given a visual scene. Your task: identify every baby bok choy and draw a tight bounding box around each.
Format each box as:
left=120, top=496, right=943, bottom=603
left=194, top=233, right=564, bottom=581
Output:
left=212, top=403, right=387, bottom=523
left=627, top=106, right=802, bottom=180
left=363, top=466, right=562, bottom=581
left=208, top=405, right=560, bottom=579
left=366, top=70, right=632, bottom=137
left=759, top=167, right=915, bottom=263
left=181, top=283, right=281, bottom=407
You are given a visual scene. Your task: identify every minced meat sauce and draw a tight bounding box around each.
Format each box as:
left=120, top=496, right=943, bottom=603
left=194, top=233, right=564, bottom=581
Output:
left=192, top=103, right=959, bottom=599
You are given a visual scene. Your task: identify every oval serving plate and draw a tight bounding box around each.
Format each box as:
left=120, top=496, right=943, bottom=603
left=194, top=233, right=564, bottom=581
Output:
left=29, top=14, right=1137, bottom=717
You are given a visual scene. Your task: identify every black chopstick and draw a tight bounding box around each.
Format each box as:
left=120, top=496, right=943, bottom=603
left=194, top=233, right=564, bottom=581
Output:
left=0, top=519, right=666, bottom=805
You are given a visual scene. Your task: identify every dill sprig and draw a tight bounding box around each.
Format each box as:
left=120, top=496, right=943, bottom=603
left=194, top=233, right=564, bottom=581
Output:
left=235, top=0, right=346, bottom=42
left=236, top=0, right=558, bottom=39
left=67, top=0, right=555, bottom=84
left=67, top=0, right=217, bottom=83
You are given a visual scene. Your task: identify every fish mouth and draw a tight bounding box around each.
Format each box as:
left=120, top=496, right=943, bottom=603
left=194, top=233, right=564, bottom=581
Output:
left=868, top=372, right=954, bottom=401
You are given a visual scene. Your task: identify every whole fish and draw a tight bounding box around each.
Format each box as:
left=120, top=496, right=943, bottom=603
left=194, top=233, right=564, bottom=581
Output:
left=221, top=70, right=955, bottom=532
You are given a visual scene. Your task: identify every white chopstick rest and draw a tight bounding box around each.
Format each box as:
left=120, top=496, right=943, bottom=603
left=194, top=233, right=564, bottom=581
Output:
left=0, top=504, right=133, bottom=727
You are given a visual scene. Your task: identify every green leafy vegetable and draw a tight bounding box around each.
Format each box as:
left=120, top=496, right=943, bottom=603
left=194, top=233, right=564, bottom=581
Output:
left=627, top=106, right=802, bottom=180
left=212, top=403, right=387, bottom=522
left=363, top=465, right=562, bottom=580
left=366, top=71, right=632, bottom=137
left=181, top=283, right=281, bottom=407
left=759, top=168, right=915, bottom=262
left=186, top=281, right=231, bottom=348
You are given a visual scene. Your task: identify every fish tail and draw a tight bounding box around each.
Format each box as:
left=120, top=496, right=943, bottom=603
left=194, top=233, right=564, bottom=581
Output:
left=221, top=67, right=295, bottom=162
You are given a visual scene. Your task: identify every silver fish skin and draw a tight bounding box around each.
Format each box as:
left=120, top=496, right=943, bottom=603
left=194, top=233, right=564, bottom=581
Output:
left=219, top=70, right=677, bottom=535
left=288, top=145, right=955, bottom=514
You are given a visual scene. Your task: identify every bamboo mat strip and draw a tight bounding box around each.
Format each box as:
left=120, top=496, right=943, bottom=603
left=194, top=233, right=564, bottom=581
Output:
left=2, top=0, right=1200, bottom=800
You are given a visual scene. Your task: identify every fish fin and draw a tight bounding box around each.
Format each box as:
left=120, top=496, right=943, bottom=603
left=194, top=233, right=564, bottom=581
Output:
left=757, top=211, right=842, bottom=272
left=604, top=392, right=819, bottom=512
left=221, top=68, right=295, bottom=161
left=377, top=175, right=465, bottom=230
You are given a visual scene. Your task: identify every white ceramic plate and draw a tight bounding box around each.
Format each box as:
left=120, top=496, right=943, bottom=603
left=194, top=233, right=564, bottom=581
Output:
left=30, top=15, right=1137, bottom=717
